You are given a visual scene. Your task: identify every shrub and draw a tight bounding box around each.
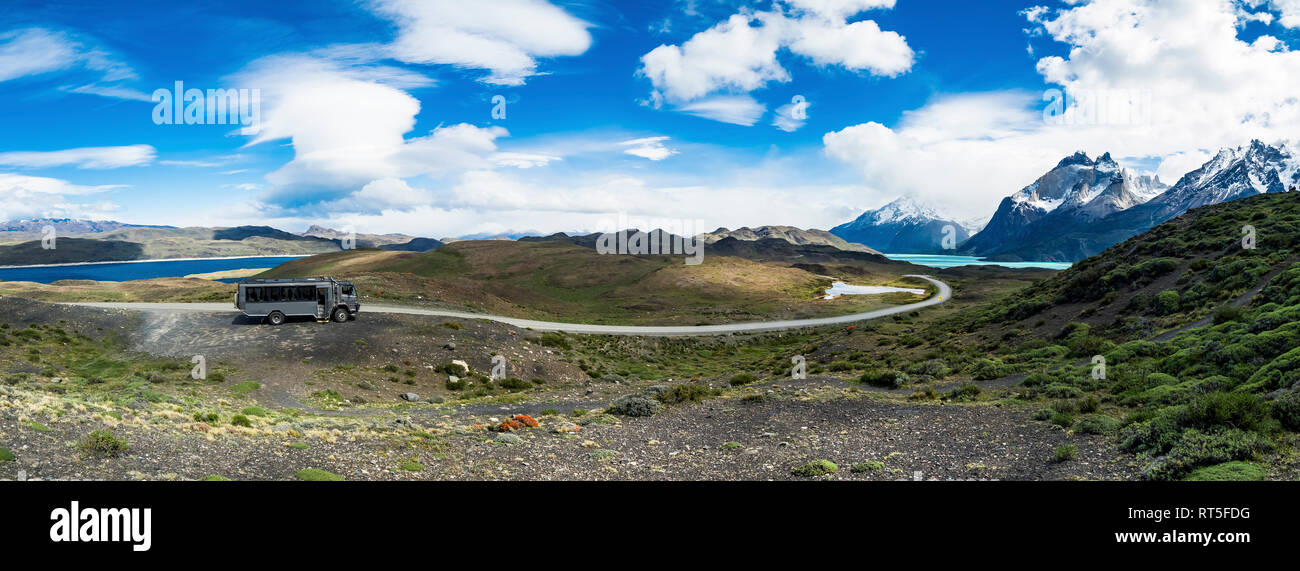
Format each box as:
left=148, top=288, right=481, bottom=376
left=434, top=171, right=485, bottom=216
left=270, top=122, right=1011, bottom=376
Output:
left=1052, top=444, right=1077, bottom=462
left=539, top=408, right=560, bottom=416
left=192, top=412, right=219, bottom=423
left=400, top=461, right=424, bottom=472
left=729, top=373, right=758, bottom=386
left=1050, top=412, right=1075, bottom=428
left=445, top=378, right=468, bottom=391
left=657, top=383, right=714, bottom=404
left=1273, top=390, right=1300, bottom=430
left=1183, top=461, right=1267, bottom=481
left=851, top=461, right=884, bottom=473
left=497, top=377, right=531, bottom=391
left=538, top=332, right=570, bottom=350
left=792, top=460, right=838, bottom=477
left=240, top=406, right=268, bottom=417
left=1144, top=428, right=1273, bottom=480
left=1181, top=392, right=1276, bottom=434
left=970, top=358, right=1011, bottom=381
left=947, top=383, right=981, bottom=401
left=1078, top=395, right=1101, bottom=414
left=1154, top=290, right=1181, bottom=315
left=0, top=447, right=14, bottom=462
left=607, top=394, right=660, bottom=417
left=77, top=429, right=128, bottom=457
left=295, top=468, right=344, bottom=481
left=1075, top=415, right=1121, bottom=435
left=1213, top=305, right=1246, bottom=324
left=858, top=369, right=908, bottom=389
left=231, top=414, right=252, bottom=427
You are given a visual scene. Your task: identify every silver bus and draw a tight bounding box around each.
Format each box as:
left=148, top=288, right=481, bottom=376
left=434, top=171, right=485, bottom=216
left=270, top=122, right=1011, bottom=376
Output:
left=235, top=277, right=360, bottom=325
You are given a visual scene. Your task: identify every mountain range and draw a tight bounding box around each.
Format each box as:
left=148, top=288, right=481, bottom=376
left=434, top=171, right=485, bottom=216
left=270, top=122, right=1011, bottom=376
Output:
left=833, top=139, right=1300, bottom=262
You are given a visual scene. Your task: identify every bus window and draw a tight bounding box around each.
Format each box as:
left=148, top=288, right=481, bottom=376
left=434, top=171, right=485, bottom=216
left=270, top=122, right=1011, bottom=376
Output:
left=248, top=287, right=259, bottom=303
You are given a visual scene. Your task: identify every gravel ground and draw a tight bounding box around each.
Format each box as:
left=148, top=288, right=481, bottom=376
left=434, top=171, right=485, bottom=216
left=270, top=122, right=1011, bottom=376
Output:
left=0, top=297, right=1142, bottom=481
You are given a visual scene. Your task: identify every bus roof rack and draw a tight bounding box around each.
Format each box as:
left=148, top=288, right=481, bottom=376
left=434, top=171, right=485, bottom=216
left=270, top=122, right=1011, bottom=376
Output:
left=238, top=277, right=340, bottom=284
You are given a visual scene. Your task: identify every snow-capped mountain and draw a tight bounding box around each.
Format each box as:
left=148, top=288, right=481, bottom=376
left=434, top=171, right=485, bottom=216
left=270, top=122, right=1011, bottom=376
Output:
left=1147, top=140, right=1299, bottom=217
left=963, top=140, right=1298, bottom=262
left=960, top=151, right=1166, bottom=257
left=830, top=196, right=971, bottom=253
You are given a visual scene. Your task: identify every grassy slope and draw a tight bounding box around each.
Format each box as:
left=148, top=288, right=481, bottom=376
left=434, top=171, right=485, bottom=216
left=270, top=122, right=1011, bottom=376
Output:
left=924, top=192, right=1300, bottom=479
left=256, top=240, right=929, bottom=326
left=0, top=278, right=233, bottom=302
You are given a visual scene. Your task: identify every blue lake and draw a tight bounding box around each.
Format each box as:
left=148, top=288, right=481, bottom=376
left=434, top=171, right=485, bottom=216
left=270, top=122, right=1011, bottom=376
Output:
left=0, top=256, right=305, bottom=284
left=884, top=254, right=1072, bottom=270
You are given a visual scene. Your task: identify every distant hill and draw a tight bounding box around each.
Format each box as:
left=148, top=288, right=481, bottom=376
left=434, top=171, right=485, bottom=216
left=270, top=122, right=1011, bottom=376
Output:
left=703, top=225, right=877, bottom=253
left=522, top=226, right=881, bottom=255
left=0, top=238, right=145, bottom=266
left=257, top=239, right=922, bottom=326
left=299, top=224, right=431, bottom=248
left=0, top=218, right=171, bottom=234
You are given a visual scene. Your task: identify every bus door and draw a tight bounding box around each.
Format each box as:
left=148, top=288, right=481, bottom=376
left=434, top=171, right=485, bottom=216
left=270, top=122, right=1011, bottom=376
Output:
left=316, top=286, right=329, bottom=319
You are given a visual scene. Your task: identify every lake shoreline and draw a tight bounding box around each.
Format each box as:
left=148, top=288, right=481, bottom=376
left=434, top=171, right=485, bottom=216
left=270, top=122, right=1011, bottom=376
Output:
left=0, top=254, right=310, bottom=270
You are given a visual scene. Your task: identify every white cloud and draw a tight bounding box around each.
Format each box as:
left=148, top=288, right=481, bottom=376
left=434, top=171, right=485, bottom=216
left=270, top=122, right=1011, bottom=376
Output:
left=677, top=95, right=767, bottom=126
left=619, top=136, right=678, bottom=160
left=0, top=145, right=155, bottom=169
left=368, top=0, right=592, bottom=86
left=0, top=28, right=82, bottom=82
left=61, top=83, right=152, bottom=102
left=493, top=152, right=562, bottom=168
left=773, top=97, right=810, bottom=131
left=641, top=12, right=791, bottom=102
left=233, top=53, right=503, bottom=206
left=825, top=0, right=1300, bottom=219
left=786, top=0, right=897, bottom=19
left=639, top=1, right=911, bottom=123
left=0, top=28, right=142, bottom=101
left=0, top=173, right=121, bottom=220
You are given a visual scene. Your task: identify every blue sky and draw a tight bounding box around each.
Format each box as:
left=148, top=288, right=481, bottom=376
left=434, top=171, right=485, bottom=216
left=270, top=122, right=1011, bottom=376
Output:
left=1, top=0, right=1299, bottom=237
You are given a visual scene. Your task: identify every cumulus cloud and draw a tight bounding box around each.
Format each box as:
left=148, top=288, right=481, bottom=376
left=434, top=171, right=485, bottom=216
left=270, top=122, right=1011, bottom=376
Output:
left=0, top=173, right=121, bottom=220
left=639, top=0, right=911, bottom=123
left=367, top=0, right=592, bottom=85
left=0, top=145, right=155, bottom=169
left=232, top=53, right=505, bottom=209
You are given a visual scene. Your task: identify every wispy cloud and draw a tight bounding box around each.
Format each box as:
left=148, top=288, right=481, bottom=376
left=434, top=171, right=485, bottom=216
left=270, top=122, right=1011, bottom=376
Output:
left=619, top=136, right=678, bottom=160
left=0, top=145, right=155, bottom=169
left=0, top=27, right=143, bottom=102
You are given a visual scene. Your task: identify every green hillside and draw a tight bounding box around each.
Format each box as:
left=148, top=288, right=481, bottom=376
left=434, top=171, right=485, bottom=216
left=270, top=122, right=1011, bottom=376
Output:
left=931, top=192, right=1300, bottom=479
left=256, top=240, right=929, bottom=326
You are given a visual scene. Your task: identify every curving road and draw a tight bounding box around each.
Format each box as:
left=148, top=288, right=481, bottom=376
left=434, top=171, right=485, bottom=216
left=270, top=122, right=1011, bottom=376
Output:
left=61, top=275, right=950, bottom=337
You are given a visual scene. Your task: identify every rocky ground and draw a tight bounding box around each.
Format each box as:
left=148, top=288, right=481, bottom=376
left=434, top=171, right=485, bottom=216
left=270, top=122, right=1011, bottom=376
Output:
left=0, top=297, right=1142, bottom=481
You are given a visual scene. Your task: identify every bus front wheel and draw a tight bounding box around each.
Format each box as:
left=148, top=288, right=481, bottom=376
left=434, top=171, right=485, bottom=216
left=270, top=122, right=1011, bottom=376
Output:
left=267, top=311, right=285, bottom=326
left=332, top=307, right=350, bottom=323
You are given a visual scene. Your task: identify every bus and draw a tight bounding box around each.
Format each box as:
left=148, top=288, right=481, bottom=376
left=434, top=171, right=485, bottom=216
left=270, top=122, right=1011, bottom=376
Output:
left=235, top=277, right=360, bottom=325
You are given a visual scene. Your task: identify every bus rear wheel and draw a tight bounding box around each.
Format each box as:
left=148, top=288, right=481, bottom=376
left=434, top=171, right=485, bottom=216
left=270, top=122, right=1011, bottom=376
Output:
left=267, top=311, right=285, bottom=326
left=332, top=307, right=350, bottom=323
